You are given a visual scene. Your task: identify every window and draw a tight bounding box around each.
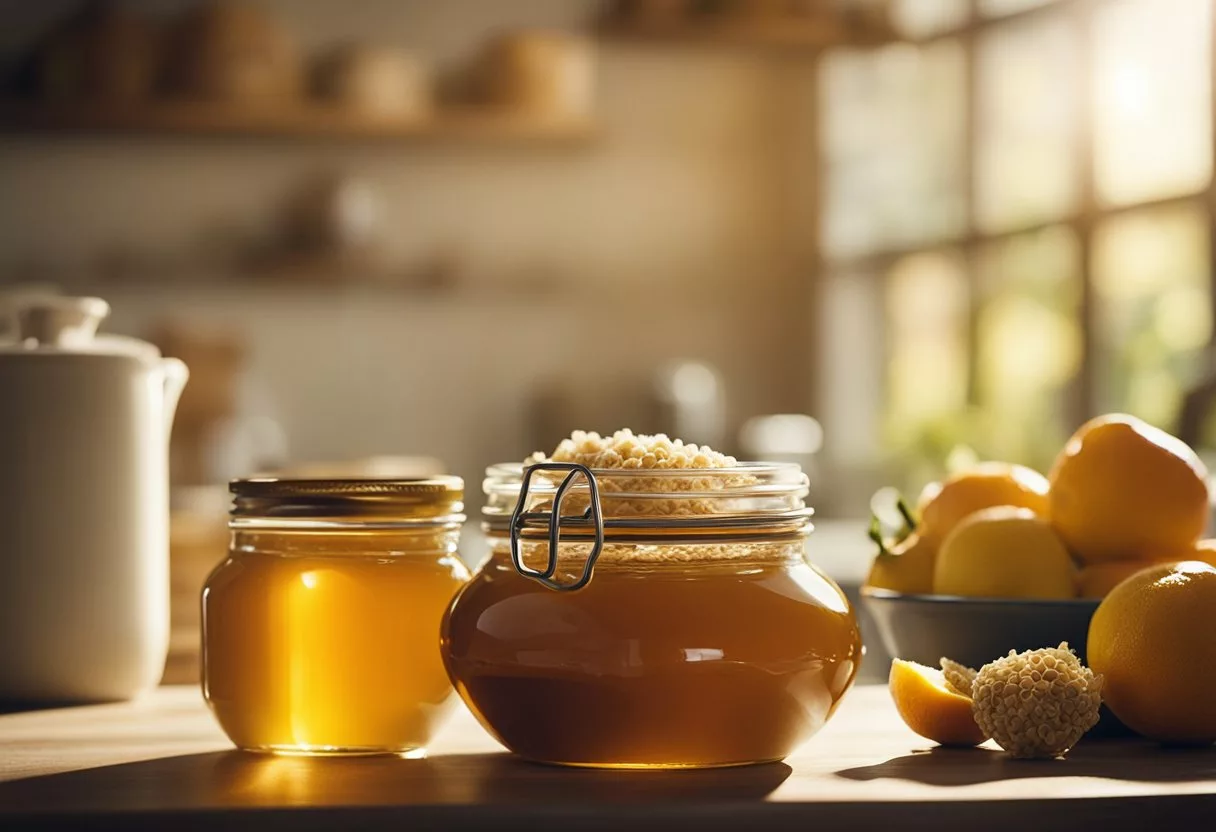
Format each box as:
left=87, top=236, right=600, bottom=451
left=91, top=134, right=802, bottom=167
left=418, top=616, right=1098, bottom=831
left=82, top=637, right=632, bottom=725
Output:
left=819, top=0, right=1216, bottom=477
left=975, top=10, right=1079, bottom=232
left=1093, top=204, right=1212, bottom=426
left=884, top=250, right=970, bottom=451
left=1092, top=0, right=1212, bottom=206
left=821, top=40, right=967, bottom=259
left=975, top=226, right=1082, bottom=466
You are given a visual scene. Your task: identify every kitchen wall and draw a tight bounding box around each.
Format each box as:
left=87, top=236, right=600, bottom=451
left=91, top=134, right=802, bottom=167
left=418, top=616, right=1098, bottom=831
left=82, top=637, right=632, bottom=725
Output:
left=0, top=0, right=820, bottom=496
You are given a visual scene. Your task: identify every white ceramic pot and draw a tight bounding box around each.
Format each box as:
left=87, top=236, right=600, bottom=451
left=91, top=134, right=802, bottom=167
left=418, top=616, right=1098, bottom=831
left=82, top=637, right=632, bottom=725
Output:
left=0, top=296, right=188, bottom=702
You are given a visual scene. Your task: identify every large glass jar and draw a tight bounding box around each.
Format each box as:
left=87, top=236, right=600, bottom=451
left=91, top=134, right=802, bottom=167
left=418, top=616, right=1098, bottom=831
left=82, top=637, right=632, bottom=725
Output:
left=203, top=477, right=470, bottom=756
left=442, top=462, right=862, bottom=769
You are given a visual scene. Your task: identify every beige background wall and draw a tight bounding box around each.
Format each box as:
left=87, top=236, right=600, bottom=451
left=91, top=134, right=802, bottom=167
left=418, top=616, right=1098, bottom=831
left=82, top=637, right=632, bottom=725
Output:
left=0, top=0, right=820, bottom=496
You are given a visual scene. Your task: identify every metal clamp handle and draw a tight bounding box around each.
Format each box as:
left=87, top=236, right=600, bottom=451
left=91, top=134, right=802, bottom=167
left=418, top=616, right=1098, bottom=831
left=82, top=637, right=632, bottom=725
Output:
left=508, top=462, right=604, bottom=592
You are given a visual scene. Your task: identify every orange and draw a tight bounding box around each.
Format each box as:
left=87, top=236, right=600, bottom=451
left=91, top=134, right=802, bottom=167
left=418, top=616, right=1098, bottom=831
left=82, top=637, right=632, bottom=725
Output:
left=1076, top=560, right=1161, bottom=599
left=1049, top=414, right=1209, bottom=564
left=934, top=506, right=1075, bottom=599
left=865, top=532, right=936, bottom=595
left=917, top=462, right=1050, bottom=545
left=1087, top=561, right=1216, bottom=744
left=888, top=659, right=988, bottom=747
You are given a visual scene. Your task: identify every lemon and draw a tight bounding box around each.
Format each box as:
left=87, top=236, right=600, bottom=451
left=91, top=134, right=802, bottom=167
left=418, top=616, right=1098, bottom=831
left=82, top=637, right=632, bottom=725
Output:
left=934, top=506, right=1075, bottom=599
left=865, top=532, right=936, bottom=595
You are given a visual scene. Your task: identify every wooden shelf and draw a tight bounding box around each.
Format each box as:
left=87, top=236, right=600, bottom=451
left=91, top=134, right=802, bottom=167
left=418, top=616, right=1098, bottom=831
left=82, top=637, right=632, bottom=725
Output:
left=0, top=99, right=596, bottom=143
left=600, top=14, right=894, bottom=52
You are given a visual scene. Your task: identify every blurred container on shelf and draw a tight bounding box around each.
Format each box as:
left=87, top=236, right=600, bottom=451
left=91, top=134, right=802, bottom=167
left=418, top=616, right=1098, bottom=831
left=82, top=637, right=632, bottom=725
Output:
left=313, top=44, right=431, bottom=121
left=32, top=0, right=160, bottom=103
left=282, top=173, right=382, bottom=258
left=163, top=0, right=301, bottom=103
left=153, top=325, right=247, bottom=486
left=719, top=0, right=796, bottom=19
left=153, top=325, right=289, bottom=490
left=479, top=31, right=595, bottom=120
left=832, top=0, right=892, bottom=32
left=739, top=413, right=824, bottom=494
left=613, top=0, right=695, bottom=26
left=260, top=172, right=385, bottom=282
left=650, top=359, right=727, bottom=452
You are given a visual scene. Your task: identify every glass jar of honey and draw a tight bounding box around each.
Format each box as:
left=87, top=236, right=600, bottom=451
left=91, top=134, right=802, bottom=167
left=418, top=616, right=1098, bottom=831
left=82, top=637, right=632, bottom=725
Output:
left=202, top=476, right=470, bottom=756
left=442, top=462, right=863, bottom=769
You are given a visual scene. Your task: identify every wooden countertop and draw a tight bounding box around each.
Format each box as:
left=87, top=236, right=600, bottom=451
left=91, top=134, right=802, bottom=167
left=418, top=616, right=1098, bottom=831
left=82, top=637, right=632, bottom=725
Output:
left=1, top=685, right=1213, bottom=830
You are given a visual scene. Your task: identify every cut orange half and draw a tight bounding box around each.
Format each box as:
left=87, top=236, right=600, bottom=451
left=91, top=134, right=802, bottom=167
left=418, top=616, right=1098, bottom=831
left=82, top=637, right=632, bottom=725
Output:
left=889, top=659, right=989, bottom=747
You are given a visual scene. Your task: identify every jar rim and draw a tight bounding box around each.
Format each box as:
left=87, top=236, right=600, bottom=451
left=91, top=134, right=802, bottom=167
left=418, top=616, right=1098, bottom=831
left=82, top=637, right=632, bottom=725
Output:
left=483, top=461, right=806, bottom=499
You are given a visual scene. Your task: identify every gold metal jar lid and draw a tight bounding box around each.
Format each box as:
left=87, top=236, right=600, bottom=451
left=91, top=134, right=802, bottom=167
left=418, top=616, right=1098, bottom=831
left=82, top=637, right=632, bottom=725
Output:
left=230, top=476, right=465, bottom=524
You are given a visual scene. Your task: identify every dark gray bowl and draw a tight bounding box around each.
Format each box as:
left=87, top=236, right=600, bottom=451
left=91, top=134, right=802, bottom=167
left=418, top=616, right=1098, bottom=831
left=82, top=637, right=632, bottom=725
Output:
left=860, top=589, right=1134, bottom=738
left=861, top=588, right=1101, bottom=670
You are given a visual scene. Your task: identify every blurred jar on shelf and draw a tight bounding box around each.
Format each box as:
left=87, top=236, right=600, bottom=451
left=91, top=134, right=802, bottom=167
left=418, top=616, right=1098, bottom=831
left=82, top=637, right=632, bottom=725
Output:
left=478, top=31, right=595, bottom=120
left=32, top=0, right=161, bottom=103
left=610, top=0, right=696, bottom=26
left=313, top=45, right=431, bottom=121
left=163, top=0, right=301, bottom=103
left=203, top=476, right=470, bottom=756
left=739, top=413, right=824, bottom=496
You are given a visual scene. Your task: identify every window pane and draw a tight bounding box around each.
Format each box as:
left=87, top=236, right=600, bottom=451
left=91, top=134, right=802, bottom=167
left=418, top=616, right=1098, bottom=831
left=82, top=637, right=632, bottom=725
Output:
left=890, top=0, right=969, bottom=38
left=821, top=41, right=967, bottom=259
left=818, top=271, right=885, bottom=466
left=884, top=251, right=970, bottom=453
left=975, top=10, right=1079, bottom=232
left=1093, top=0, right=1213, bottom=206
left=1093, top=204, right=1212, bottom=427
left=975, top=226, right=1082, bottom=466
left=979, top=0, right=1055, bottom=18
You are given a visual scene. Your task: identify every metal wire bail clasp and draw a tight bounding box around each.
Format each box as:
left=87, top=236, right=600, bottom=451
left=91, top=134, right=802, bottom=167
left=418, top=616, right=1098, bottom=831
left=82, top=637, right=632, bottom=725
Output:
left=508, top=463, right=605, bottom=592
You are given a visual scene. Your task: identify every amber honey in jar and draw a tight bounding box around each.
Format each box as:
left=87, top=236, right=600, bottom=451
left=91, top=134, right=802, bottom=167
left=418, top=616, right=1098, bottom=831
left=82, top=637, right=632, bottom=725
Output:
left=202, top=477, right=470, bottom=756
left=442, top=431, right=863, bottom=769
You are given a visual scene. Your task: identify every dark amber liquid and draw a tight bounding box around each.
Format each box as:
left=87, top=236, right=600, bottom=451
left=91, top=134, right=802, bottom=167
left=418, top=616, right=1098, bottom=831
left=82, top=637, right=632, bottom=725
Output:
left=441, top=549, right=862, bottom=768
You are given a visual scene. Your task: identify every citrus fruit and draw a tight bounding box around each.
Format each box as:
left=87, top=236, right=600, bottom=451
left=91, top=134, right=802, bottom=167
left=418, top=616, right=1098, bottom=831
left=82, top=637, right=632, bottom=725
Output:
left=1049, top=414, right=1209, bottom=564
left=917, top=462, right=1050, bottom=545
left=865, top=532, right=936, bottom=595
left=888, top=659, right=988, bottom=747
left=934, top=506, right=1075, bottom=599
left=1076, top=560, right=1160, bottom=598
left=1088, top=561, right=1216, bottom=744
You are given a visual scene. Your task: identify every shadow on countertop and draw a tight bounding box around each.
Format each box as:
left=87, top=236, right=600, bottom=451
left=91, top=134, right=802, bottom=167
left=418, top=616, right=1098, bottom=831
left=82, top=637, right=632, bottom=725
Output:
left=836, top=741, right=1216, bottom=787
left=0, top=747, right=792, bottom=814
